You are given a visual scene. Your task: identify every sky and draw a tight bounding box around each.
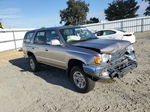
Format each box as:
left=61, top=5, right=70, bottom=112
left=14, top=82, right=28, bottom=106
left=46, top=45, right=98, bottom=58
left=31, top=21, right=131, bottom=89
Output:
left=0, top=0, right=148, bottom=28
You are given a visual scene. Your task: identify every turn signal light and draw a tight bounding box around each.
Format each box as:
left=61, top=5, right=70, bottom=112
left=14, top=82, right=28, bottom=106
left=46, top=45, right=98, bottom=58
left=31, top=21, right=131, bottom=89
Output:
left=94, top=56, right=101, bottom=64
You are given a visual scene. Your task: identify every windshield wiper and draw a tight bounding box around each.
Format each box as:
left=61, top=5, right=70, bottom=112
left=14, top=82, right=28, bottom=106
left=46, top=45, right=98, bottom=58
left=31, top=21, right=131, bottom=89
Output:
left=81, top=38, right=97, bottom=42
left=68, top=38, right=97, bottom=43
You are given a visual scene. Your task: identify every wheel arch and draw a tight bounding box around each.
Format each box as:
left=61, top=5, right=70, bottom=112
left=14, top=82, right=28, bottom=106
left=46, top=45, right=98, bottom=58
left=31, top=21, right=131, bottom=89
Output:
left=67, top=59, right=85, bottom=77
left=26, top=52, right=37, bottom=61
left=27, top=51, right=35, bottom=57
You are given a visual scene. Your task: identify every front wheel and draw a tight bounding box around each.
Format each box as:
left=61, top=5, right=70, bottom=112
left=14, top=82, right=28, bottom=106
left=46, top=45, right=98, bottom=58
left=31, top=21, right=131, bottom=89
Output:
left=70, top=66, right=95, bottom=93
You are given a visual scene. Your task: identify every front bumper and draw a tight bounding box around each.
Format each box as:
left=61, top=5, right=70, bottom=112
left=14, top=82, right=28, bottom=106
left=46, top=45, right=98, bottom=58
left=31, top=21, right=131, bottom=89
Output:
left=83, top=54, right=138, bottom=79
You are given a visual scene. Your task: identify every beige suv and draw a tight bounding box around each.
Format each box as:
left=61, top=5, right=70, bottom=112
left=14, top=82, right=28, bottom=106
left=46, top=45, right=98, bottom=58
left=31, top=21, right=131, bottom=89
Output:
left=22, top=26, right=137, bottom=93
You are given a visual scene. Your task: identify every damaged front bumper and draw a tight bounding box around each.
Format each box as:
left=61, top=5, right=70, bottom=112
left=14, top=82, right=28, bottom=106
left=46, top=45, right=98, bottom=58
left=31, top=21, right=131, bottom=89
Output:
left=83, top=53, right=138, bottom=79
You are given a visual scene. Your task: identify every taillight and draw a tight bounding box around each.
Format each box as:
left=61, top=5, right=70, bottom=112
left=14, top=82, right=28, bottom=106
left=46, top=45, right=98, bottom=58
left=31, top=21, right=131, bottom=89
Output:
left=124, top=34, right=132, bottom=36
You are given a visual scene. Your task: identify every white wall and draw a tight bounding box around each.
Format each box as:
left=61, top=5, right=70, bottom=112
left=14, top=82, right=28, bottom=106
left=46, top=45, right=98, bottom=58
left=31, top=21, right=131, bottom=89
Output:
left=0, top=29, right=33, bottom=52
left=83, top=16, right=150, bottom=33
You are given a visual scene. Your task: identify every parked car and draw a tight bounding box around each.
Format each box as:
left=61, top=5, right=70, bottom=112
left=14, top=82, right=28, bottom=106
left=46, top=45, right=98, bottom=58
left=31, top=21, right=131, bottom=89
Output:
left=95, top=29, right=136, bottom=43
left=22, top=26, right=137, bottom=93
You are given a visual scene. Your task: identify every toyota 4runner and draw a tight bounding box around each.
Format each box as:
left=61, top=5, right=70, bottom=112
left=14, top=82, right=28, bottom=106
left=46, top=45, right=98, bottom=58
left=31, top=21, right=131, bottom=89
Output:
left=22, top=26, right=137, bottom=93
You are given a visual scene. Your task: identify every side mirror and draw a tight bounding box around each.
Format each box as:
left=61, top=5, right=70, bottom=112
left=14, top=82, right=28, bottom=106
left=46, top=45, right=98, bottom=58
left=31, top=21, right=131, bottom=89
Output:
left=51, top=39, right=61, bottom=46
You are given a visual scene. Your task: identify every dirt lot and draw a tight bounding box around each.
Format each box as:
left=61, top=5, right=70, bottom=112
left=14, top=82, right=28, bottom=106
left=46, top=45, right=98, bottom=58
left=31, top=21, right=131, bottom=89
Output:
left=0, top=32, right=150, bottom=112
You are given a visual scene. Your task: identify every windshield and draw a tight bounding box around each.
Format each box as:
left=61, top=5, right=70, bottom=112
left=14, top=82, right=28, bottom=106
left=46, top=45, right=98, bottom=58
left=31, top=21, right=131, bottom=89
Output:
left=60, top=27, right=97, bottom=43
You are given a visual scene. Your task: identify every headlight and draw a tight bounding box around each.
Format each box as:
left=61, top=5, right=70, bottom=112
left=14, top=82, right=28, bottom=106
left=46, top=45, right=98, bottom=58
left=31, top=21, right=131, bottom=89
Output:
left=94, top=54, right=111, bottom=64
left=126, top=45, right=134, bottom=53
left=100, top=54, right=112, bottom=63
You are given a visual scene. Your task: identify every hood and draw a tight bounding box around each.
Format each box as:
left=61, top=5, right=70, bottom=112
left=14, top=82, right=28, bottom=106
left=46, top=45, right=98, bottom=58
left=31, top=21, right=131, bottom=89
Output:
left=73, top=39, right=130, bottom=54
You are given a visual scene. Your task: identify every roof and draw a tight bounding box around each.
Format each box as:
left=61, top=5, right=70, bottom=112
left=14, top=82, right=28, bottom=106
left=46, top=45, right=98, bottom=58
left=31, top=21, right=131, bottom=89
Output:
left=29, top=25, right=85, bottom=32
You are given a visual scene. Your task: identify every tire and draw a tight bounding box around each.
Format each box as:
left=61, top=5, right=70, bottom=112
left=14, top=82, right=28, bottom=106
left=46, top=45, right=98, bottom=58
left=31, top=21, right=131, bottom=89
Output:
left=29, top=55, right=39, bottom=72
left=70, top=66, right=95, bottom=93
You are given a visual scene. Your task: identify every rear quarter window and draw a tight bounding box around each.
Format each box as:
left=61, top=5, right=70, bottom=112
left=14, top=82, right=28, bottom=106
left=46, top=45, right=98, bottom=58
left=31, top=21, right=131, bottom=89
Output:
left=96, top=31, right=103, bottom=36
left=24, top=32, right=35, bottom=43
left=103, top=30, right=116, bottom=35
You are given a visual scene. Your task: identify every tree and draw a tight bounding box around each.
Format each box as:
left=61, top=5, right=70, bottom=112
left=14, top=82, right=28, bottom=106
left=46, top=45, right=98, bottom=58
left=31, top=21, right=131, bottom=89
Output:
left=0, top=19, right=4, bottom=29
left=60, top=0, right=89, bottom=25
left=143, top=0, right=150, bottom=16
left=0, top=22, right=2, bottom=28
left=105, top=0, right=139, bottom=21
left=0, top=22, right=5, bottom=29
left=86, top=17, right=99, bottom=24
left=143, top=0, right=150, bottom=2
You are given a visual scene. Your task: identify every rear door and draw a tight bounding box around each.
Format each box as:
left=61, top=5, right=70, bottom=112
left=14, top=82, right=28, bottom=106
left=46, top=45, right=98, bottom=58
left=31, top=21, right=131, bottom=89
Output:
left=32, top=31, right=47, bottom=62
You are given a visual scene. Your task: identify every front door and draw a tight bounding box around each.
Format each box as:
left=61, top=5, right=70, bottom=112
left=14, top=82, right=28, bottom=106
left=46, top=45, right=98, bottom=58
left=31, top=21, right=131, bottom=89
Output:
left=42, top=30, right=67, bottom=69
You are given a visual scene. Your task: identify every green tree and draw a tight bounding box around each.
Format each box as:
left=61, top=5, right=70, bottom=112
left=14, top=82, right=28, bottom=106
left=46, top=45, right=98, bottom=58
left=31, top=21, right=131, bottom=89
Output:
left=0, top=22, right=2, bottom=28
left=86, top=17, right=99, bottom=24
left=105, top=0, right=139, bottom=21
left=60, top=0, right=89, bottom=25
left=0, top=22, right=4, bottom=29
left=144, top=0, right=150, bottom=15
left=0, top=19, right=2, bottom=29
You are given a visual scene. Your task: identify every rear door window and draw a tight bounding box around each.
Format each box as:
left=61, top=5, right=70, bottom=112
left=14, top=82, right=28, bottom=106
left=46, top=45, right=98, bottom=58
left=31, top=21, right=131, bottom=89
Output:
left=34, top=31, right=46, bottom=44
left=24, top=32, right=34, bottom=43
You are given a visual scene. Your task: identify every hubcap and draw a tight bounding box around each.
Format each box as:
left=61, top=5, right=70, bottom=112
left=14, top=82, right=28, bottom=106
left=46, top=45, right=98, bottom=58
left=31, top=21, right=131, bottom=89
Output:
left=73, top=71, right=86, bottom=89
left=30, top=59, right=35, bottom=70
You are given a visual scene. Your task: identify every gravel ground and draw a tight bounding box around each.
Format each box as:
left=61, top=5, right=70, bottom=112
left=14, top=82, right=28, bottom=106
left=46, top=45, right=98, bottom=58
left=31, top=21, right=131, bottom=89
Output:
left=0, top=32, right=150, bottom=112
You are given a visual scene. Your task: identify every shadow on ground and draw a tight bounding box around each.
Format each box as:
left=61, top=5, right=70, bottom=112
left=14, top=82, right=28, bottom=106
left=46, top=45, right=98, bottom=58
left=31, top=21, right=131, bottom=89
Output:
left=9, top=58, right=76, bottom=92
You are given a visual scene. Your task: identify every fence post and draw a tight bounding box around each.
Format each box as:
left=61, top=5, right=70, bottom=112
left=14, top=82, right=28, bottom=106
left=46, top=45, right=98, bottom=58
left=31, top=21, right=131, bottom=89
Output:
left=12, top=31, right=17, bottom=50
left=141, top=18, right=144, bottom=32
left=136, top=19, right=138, bottom=32
left=121, top=21, right=123, bottom=30
left=103, top=23, right=105, bottom=29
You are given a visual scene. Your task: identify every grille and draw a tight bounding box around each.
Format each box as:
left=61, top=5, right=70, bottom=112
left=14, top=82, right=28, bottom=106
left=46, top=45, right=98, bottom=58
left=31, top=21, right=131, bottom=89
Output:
left=111, top=49, right=127, bottom=61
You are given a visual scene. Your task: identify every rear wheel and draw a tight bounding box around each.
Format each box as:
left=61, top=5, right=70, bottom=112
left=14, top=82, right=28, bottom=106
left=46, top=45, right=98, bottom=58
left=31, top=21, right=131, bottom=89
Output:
left=29, top=56, right=39, bottom=72
left=70, top=66, right=95, bottom=93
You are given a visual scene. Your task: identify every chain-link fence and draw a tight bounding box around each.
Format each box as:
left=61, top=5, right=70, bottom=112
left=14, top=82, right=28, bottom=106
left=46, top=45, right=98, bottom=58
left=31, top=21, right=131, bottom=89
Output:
left=83, top=16, right=150, bottom=33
